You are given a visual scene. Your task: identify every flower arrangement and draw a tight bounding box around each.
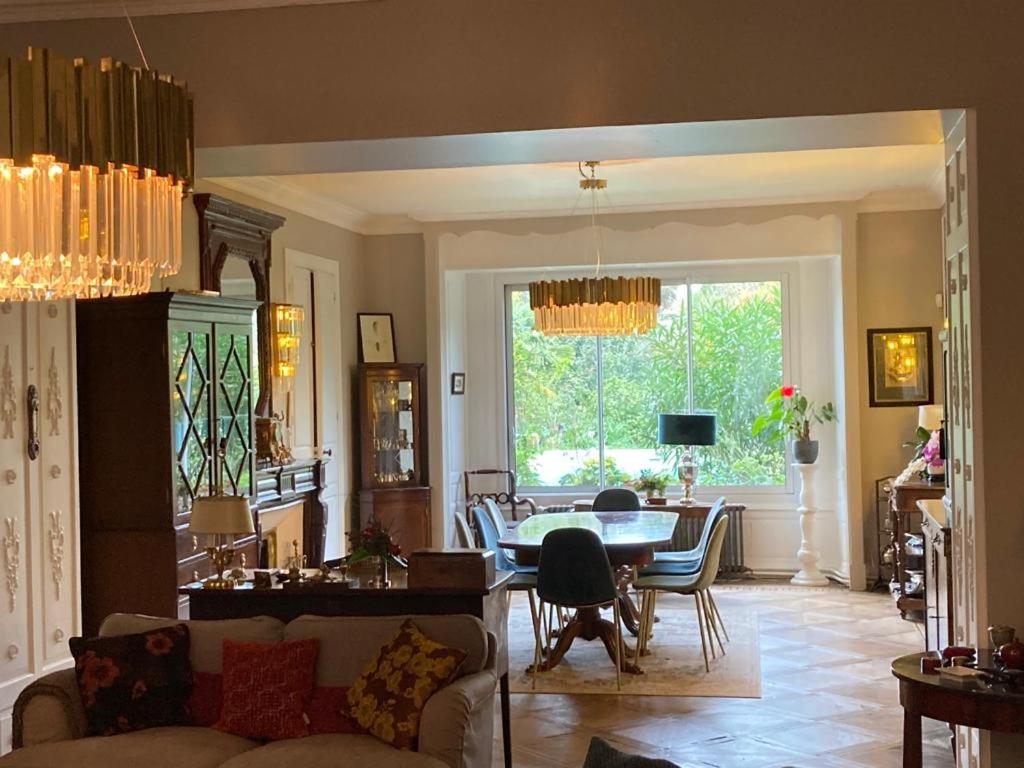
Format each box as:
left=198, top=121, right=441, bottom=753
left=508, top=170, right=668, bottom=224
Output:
left=347, top=516, right=403, bottom=566
left=752, top=384, right=838, bottom=442
left=631, top=470, right=671, bottom=498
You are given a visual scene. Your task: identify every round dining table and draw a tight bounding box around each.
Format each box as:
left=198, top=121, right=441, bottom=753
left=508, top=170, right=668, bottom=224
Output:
left=498, top=510, right=678, bottom=674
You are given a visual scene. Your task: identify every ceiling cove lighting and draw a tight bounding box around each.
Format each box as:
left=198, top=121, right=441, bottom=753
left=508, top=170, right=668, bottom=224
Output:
left=0, top=47, right=193, bottom=301
left=529, top=161, right=660, bottom=337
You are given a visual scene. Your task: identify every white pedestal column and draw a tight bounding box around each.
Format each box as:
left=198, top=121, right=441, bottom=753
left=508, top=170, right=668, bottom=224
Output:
left=791, top=462, right=829, bottom=586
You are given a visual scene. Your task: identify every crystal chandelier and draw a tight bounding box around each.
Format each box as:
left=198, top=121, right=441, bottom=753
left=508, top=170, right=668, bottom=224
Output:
left=0, top=47, right=193, bottom=301
left=529, top=162, right=660, bottom=336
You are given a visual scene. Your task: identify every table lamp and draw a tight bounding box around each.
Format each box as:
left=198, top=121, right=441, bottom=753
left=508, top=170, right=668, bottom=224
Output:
left=658, top=414, right=717, bottom=504
left=189, top=495, right=255, bottom=589
left=918, top=404, right=943, bottom=433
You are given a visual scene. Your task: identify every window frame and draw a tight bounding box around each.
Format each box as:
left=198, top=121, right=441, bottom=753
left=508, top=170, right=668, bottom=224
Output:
left=502, top=261, right=796, bottom=498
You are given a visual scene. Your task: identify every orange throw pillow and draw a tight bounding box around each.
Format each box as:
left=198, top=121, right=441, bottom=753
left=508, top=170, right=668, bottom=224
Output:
left=346, top=620, right=467, bottom=750
left=215, top=638, right=319, bottom=741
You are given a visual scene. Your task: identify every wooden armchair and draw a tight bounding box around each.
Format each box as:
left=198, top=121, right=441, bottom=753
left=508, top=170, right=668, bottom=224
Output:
left=463, top=469, right=537, bottom=522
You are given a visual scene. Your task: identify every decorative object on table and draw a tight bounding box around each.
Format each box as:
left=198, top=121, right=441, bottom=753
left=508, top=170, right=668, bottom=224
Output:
left=189, top=494, right=256, bottom=589
left=790, top=462, right=829, bottom=586
left=69, top=624, right=193, bottom=735
left=450, top=372, right=466, bottom=395
left=657, top=413, right=717, bottom=503
left=348, top=516, right=404, bottom=588
left=866, top=327, right=934, bottom=407
left=407, top=549, right=496, bottom=590
left=271, top=303, right=304, bottom=378
left=900, top=404, right=945, bottom=482
left=253, top=570, right=274, bottom=589
left=357, top=312, right=397, bottom=363
left=990, top=624, right=1017, bottom=649
left=0, top=47, right=192, bottom=302
left=347, top=619, right=468, bottom=750
left=528, top=162, right=661, bottom=337
left=282, top=538, right=307, bottom=582
left=631, top=470, right=670, bottom=501
left=997, top=639, right=1024, bottom=670
left=752, top=384, right=837, bottom=465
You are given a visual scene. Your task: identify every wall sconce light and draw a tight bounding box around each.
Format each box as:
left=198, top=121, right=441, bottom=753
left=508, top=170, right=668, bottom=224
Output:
left=272, top=303, right=304, bottom=378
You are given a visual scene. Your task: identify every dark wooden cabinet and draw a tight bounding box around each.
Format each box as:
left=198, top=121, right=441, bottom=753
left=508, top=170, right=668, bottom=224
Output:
left=921, top=499, right=953, bottom=653
left=77, top=292, right=260, bottom=633
left=356, top=363, right=431, bottom=554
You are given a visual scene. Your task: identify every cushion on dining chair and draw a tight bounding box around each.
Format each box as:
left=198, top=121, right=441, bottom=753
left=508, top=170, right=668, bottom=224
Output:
left=536, top=528, right=617, bottom=608
left=592, top=488, right=641, bottom=512
left=581, top=737, right=680, bottom=768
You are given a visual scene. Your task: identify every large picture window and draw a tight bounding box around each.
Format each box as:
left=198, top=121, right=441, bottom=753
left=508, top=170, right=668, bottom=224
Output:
left=507, top=278, right=786, bottom=491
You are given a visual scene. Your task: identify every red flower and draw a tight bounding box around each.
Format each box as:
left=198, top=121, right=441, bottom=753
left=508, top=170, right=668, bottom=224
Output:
left=389, top=543, right=401, bottom=556
left=145, top=632, right=173, bottom=656
left=780, top=385, right=796, bottom=398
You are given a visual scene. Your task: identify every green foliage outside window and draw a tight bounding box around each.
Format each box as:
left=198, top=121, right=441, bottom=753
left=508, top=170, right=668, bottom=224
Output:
left=509, top=279, right=786, bottom=488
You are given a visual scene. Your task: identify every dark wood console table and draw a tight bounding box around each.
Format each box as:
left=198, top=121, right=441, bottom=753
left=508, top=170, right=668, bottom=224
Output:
left=893, top=652, right=1024, bottom=767
left=180, top=567, right=513, bottom=768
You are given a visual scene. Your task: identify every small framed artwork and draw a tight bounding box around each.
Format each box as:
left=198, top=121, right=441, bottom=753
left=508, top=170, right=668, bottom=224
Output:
left=866, top=327, right=934, bottom=407
left=357, top=313, right=396, bottom=363
left=451, top=372, right=466, bottom=395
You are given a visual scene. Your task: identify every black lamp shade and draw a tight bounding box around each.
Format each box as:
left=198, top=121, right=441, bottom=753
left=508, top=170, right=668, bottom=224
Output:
left=658, top=414, right=717, bottom=446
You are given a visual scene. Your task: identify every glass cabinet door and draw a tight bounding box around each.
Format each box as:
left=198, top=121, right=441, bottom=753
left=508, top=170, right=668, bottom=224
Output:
left=369, top=374, right=418, bottom=486
left=214, top=325, right=254, bottom=498
left=171, top=326, right=213, bottom=516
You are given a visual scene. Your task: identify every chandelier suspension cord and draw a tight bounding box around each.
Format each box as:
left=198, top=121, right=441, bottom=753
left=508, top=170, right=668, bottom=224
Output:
left=121, top=2, right=150, bottom=69
left=591, top=182, right=601, bottom=278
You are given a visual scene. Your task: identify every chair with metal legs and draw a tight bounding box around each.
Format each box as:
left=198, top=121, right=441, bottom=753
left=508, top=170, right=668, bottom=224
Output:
left=533, top=528, right=624, bottom=690
left=471, top=505, right=543, bottom=660
left=633, top=515, right=730, bottom=672
left=646, top=496, right=727, bottom=570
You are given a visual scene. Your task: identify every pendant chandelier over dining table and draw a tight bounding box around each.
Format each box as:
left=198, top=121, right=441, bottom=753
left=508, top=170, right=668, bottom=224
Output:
left=529, top=161, right=660, bottom=336
left=0, top=47, right=193, bottom=301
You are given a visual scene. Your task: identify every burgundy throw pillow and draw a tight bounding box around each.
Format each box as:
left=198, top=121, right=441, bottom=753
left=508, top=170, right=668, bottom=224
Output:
left=69, top=624, right=193, bottom=736
left=214, top=638, right=319, bottom=741
left=187, top=671, right=224, bottom=727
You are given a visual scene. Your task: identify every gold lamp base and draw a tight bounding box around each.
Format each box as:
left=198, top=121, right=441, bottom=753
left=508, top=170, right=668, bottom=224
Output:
left=202, top=544, right=238, bottom=589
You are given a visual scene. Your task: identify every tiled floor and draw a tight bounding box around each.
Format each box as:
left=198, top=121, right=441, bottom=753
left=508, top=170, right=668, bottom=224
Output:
left=495, top=582, right=952, bottom=767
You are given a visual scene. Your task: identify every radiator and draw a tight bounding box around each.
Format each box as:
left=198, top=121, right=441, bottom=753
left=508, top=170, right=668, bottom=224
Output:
left=669, top=505, right=750, bottom=578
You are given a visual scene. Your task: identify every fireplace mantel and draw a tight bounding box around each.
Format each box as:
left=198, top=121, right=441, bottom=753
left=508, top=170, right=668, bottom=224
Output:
left=255, top=458, right=328, bottom=567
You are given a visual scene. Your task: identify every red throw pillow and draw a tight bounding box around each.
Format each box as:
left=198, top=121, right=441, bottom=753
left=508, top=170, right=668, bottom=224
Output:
left=307, top=686, right=359, bottom=735
left=214, top=638, right=319, bottom=741
left=187, top=671, right=223, bottom=728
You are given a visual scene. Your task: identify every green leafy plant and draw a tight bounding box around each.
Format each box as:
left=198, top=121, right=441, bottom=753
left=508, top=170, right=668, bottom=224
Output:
left=902, top=426, right=933, bottom=459
left=559, top=457, right=631, bottom=487
left=632, top=470, right=671, bottom=497
left=752, top=385, right=837, bottom=442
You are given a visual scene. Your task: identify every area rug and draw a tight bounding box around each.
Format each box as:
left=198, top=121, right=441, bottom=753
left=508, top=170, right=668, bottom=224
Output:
left=507, top=592, right=761, bottom=697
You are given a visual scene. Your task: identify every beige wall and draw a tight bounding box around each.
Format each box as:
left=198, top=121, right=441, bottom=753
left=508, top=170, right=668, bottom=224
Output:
left=361, top=234, right=427, bottom=364
left=856, top=210, right=945, bottom=579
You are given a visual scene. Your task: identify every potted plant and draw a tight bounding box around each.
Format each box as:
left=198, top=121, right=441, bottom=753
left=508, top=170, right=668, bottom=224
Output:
left=347, top=516, right=404, bottom=588
left=752, top=384, right=838, bottom=464
left=632, top=470, right=670, bottom=502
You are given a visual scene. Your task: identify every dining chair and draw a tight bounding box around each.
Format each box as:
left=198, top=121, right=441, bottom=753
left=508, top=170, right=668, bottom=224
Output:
left=534, top=527, right=623, bottom=690
left=453, top=511, right=477, bottom=548
left=581, top=737, right=681, bottom=768
left=482, top=497, right=509, bottom=536
left=633, top=515, right=729, bottom=672
left=592, top=488, right=642, bottom=512
left=471, top=505, right=543, bottom=657
left=645, top=496, right=727, bottom=572
left=463, top=469, right=537, bottom=521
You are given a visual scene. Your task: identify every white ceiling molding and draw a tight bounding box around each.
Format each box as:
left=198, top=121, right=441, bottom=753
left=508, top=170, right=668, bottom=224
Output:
left=0, top=0, right=376, bottom=23
left=209, top=175, right=422, bottom=236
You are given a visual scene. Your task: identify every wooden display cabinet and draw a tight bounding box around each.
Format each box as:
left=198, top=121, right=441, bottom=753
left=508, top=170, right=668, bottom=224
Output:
left=356, top=364, right=430, bottom=554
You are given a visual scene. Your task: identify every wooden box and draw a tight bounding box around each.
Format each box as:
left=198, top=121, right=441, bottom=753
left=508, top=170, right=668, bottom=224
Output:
left=407, top=549, right=496, bottom=590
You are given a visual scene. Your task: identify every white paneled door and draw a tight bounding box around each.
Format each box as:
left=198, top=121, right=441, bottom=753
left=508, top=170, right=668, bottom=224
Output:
left=0, top=300, right=79, bottom=754
left=284, top=250, right=346, bottom=560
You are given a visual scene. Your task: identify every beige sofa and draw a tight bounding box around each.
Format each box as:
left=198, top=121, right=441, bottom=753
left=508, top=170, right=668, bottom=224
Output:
left=2, top=613, right=497, bottom=768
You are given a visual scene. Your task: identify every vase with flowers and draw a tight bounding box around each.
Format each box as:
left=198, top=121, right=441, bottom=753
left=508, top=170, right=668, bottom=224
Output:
left=347, top=516, right=404, bottom=588
left=752, top=384, right=838, bottom=464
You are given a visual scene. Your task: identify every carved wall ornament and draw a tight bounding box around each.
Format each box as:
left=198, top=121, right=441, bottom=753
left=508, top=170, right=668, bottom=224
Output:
left=47, top=347, right=62, bottom=436
left=46, top=304, right=58, bottom=319
left=50, top=464, right=61, bottom=479
left=0, top=301, right=10, bottom=314
left=2, top=517, right=19, bottom=612
left=3, top=470, right=14, bottom=485
left=1, top=346, right=14, bottom=439
left=49, top=509, right=65, bottom=600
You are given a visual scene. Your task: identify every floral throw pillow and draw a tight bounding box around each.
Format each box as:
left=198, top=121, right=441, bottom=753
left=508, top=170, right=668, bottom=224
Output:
left=346, top=620, right=467, bottom=750
left=69, top=625, right=193, bottom=736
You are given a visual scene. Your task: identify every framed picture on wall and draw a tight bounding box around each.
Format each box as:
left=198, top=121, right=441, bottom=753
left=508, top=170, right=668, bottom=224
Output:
left=451, top=372, right=466, bottom=395
left=358, top=313, right=397, bottom=363
left=866, top=327, right=934, bottom=407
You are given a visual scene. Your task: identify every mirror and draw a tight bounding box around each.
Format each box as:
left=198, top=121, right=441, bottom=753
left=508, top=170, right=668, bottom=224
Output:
left=194, top=193, right=285, bottom=419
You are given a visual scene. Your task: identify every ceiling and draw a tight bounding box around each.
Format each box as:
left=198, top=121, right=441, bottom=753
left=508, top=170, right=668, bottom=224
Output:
left=211, top=143, right=945, bottom=235
left=0, top=0, right=375, bottom=23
